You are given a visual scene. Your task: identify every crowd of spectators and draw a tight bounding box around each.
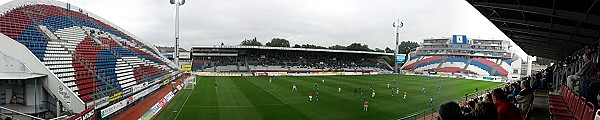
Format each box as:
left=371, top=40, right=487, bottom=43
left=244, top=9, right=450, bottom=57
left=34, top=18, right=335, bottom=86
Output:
left=543, top=42, right=600, bottom=107
left=245, top=54, right=391, bottom=71
left=437, top=80, right=534, bottom=120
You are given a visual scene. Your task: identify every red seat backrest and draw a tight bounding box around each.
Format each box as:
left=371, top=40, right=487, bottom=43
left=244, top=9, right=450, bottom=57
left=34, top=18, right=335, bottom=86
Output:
left=568, top=92, right=576, bottom=109
left=582, top=102, right=595, bottom=120
left=575, top=97, right=586, bottom=120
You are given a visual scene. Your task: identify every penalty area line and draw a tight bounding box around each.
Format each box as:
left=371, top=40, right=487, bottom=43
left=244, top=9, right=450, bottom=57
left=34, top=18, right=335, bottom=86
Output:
left=173, top=87, right=195, bottom=120
left=247, top=79, right=288, bottom=104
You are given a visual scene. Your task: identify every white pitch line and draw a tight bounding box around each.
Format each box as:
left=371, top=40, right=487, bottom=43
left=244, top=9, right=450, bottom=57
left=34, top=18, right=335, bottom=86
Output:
left=247, top=79, right=288, bottom=104
left=173, top=86, right=195, bottom=120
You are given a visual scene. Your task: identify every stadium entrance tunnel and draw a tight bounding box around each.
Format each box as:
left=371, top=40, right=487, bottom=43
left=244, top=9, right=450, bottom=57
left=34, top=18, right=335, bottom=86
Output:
left=0, top=73, right=64, bottom=119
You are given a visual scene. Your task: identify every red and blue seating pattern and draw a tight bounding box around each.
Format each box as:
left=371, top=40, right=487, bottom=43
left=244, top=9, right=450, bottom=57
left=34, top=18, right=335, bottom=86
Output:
left=0, top=4, right=175, bottom=104
left=401, top=56, right=510, bottom=76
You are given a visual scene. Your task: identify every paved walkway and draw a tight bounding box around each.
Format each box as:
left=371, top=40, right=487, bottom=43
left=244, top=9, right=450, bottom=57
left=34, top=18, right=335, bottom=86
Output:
left=111, top=74, right=189, bottom=120
left=529, top=91, right=550, bottom=120
left=417, top=112, right=438, bottom=120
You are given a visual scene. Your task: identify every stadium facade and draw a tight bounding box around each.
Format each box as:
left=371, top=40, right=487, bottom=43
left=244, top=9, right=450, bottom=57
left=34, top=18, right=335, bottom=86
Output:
left=401, top=35, right=522, bottom=79
left=0, top=0, right=181, bottom=119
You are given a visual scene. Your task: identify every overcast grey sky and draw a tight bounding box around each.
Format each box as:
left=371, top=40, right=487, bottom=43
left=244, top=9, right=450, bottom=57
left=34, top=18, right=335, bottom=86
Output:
left=0, top=0, right=527, bottom=57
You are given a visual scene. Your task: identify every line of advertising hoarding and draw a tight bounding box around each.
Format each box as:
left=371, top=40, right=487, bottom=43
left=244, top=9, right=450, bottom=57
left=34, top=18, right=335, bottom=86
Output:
left=139, top=78, right=190, bottom=120
left=91, top=71, right=182, bottom=119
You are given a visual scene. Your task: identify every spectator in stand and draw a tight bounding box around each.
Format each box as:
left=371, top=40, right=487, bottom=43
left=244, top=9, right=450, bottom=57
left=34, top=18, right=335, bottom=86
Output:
left=515, top=80, right=534, bottom=113
left=492, top=88, right=521, bottom=120
left=567, top=52, right=595, bottom=90
left=484, top=92, right=493, bottom=102
left=438, top=101, right=463, bottom=120
left=472, top=102, right=498, bottom=120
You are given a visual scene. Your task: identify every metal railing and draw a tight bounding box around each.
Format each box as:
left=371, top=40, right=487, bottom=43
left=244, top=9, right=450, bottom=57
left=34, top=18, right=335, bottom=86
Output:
left=396, top=83, right=504, bottom=120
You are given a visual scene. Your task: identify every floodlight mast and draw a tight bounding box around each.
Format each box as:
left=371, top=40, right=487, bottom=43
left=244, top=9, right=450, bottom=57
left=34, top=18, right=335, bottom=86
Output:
left=170, top=0, right=184, bottom=69
left=392, top=19, right=403, bottom=74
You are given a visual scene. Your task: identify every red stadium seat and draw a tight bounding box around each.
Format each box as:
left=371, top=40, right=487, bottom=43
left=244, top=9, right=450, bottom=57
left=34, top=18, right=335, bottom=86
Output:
left=582, top=102, right=595, bottom=120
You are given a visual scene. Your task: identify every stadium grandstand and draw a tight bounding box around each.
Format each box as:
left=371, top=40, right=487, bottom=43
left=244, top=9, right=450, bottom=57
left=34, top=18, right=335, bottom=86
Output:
left=0, top=0, right=182, bottom=119
left=466, top=0, right=600, bottom=119
left=191, top=45, right=394, bottom=75
left=401, top=35, right=521, bottom=80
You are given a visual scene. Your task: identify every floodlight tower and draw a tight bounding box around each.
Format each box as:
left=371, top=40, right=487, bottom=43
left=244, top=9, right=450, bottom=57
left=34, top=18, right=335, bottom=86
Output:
left=392, top=19, right=403, bottom=74
left=170, top=0, right=185, bottom=69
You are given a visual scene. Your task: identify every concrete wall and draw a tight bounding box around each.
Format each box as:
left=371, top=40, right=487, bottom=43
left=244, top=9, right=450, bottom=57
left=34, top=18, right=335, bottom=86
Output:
left=0, top=52, right=28, bottom=72
left=0, top=34, right=84, bottom=112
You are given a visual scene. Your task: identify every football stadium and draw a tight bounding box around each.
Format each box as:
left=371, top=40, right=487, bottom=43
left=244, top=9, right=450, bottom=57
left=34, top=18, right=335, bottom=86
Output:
left=0, top=0, right=599, bottom=120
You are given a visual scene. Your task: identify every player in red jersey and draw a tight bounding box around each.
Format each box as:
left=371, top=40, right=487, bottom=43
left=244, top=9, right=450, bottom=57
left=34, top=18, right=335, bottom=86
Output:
left=308, top=92, right=313, bottom=101
left=292, top=83, right=297, bottom=91
left=387, top=81, right=390, bottom=88
left=269, top=76, right=272, bottom=83
left=364, top=99, right=369, bottom=111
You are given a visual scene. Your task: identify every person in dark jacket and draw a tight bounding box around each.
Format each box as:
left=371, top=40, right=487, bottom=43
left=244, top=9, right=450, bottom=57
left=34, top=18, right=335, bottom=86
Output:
left=438, top=101, right=463, bottom=120
left=567, top=52, right=595, bottom=90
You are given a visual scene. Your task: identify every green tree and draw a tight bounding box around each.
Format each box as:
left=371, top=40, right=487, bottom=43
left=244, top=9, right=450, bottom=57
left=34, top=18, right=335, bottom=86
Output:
left=384, top=47, right=395, bottom=53
left=328, top=45, right=346, bottom=50
left=346, top=43, right=371, bottom=51
left=397, top=41, right=419, bottom=54
left=240, top=37, right=263, bottom=46
left=374, top=48, right=384, bottom=52
left=265, top=38, right=290, bottom=47
left=300, top=44, right=327, bottom=49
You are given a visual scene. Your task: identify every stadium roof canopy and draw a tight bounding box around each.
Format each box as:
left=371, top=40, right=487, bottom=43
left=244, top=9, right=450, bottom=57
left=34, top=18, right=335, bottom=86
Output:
left=0, top=72, right=46, bottom=80
left=192, top=45, right=395, bottom=56
left=467, top=0, right=600, bottom=60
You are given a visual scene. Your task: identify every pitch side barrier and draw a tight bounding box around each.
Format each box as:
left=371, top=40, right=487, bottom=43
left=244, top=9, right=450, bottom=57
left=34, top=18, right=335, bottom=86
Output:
left=193, top=72, right=389, bottom=76
left=396, top=83, right=504, bottom=120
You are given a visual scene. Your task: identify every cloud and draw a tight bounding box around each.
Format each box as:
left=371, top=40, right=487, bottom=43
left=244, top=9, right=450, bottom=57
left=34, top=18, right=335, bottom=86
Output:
left=0, top=0, right=524, bottom=57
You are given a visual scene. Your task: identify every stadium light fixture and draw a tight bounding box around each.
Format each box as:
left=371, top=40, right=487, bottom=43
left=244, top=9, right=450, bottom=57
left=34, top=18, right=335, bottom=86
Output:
left=170, top=0, right=185, bottom=69
left=392, top=19, right=403, bottom=74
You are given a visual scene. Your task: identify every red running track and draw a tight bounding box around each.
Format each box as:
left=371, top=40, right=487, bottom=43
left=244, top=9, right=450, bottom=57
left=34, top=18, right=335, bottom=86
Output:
left=111, top=74, right=190, bottom=120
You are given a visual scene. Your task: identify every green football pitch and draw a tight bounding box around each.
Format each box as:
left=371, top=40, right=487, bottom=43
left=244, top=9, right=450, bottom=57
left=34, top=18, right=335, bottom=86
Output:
left=154, top=75, right=502, bottom=120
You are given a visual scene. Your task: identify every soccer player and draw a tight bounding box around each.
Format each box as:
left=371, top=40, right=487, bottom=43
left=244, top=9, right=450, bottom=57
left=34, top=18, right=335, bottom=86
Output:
left=315, top=91, right=320, bottom=101
left=422, top=87, right=426, bottom=93
left=215, top=81, right=218, bottom=88
left=314, top=83, right=318, bottom=90
left=391, top=89, right=394, bottom=96
left=370, top=82, right=373, bottom=89
left=396, top=87, right=400, bottom=94
left=338, top=84, right=342, bottom=93
left=322, top=77, right=325, bottom=84
left=475, top=87, right=478, bottom=92
left=387, top=81, right=390, bottom=88
left=438, top=85, right=441, bottom=93
left=360, top=89, right=364, bottom=100
left=394, top=79, right=397, bottom=85
left=364, top=99, right=369, bottom=112
left=308, top=92, right=313, bottom=101
left=371, top=89, right=376, bottom=98
left=403, top=91, right=407, bottom=99
left=269, top=76, right=272, bottom=83
left=429, top=96, right=434, bottom=106
left=354, top=88, right=357, bottom=95
left=292, top=83, right=297, bottom=91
